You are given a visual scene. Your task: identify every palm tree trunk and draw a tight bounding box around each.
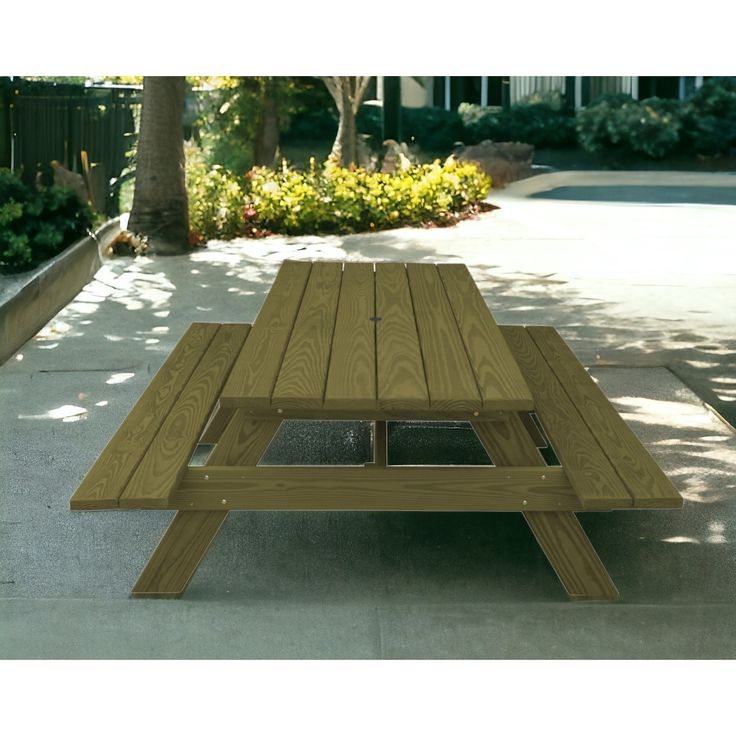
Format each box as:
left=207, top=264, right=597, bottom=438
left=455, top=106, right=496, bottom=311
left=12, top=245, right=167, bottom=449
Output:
left=321, top=77, right=372, bottom=167
left=128, top=76, right=189, bottom=254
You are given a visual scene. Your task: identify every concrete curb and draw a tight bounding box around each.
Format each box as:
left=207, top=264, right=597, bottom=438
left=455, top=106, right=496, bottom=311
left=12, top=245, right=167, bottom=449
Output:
left=495, top=170, right=736, bottom=198
left=0, top=218, right=121, bottom=365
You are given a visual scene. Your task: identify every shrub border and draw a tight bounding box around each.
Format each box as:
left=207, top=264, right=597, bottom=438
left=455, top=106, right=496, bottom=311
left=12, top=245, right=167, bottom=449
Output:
left=0, top=218, right=121, bottom=365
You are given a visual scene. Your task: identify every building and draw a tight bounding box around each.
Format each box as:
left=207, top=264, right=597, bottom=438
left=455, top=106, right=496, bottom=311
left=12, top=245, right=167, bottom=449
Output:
left=375, top=76, right=716, bottom=110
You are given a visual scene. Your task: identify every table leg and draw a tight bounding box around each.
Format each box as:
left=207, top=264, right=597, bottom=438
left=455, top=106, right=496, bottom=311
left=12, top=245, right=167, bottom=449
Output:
left=473, top=414, right=619, bottom=601
left=132, top=412, right=281, bottom=598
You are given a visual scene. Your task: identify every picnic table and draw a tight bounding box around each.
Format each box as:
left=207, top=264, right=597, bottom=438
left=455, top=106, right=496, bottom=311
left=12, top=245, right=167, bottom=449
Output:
left=70, top=260, right=682, bottom=600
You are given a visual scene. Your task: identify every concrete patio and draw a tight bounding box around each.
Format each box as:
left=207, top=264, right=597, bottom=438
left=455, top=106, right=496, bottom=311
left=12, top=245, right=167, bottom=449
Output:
left=1, top=171, right=735, bottom=658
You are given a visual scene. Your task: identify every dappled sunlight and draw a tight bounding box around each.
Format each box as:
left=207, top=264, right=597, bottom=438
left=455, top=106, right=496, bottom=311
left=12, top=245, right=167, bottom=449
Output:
left=615, top=396, right=720, bottom=430
left=105, top=372, right=135, bottom=385
left=18, top=404, right=88, bottom=422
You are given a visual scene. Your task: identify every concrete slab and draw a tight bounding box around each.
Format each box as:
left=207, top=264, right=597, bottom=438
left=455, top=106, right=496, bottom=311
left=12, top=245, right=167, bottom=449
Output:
left=2, top=173, right=735, bottom=658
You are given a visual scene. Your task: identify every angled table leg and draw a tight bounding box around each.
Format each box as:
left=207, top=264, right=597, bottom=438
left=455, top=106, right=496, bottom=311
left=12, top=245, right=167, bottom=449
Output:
left=132, top=413, right=281, bottom=598
left=473, top=414, right=619, bottom=601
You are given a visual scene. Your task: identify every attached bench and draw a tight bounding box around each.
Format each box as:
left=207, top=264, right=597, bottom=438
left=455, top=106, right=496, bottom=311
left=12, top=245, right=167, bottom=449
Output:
left=70, top=260, right=682, bottom=601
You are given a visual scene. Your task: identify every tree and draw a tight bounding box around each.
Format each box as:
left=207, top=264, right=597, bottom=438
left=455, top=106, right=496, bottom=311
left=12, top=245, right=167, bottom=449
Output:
left=321, top=77, right=372, bottom=167
left=128, top=76, right=189, bottom=254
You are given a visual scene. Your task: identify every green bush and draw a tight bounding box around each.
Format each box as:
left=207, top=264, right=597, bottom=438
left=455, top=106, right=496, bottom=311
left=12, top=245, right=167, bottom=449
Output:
left=241, top=158, right=491, bottom=236
left=459, top=99, right=577, bottom=148
left=0, top=169, right=94, bottom=272
left=577, top=95, right=683, bottom=159
left=681, top=78, right=736, bottom=155
left=356, top=104, right=464, bottom=152
left=186, top=155, right=247, bottom=244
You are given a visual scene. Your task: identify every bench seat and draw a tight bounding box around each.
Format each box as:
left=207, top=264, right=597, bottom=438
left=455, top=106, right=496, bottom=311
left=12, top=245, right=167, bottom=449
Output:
left=69, top=322, right=250, bottom=510
left=500, top=325, right=682, bottom=511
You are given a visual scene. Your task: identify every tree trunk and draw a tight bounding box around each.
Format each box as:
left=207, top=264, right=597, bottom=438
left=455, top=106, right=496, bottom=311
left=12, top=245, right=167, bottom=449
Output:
left=253, top=80, right=280, bottom=167
left=128, top=76, right=189, bottom=255
left=321, top=77, right=372, bottom=168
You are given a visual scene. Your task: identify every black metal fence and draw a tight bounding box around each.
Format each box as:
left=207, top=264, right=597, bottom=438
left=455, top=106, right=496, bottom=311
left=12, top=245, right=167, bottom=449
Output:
left=0, top=78, right=141, bottom=215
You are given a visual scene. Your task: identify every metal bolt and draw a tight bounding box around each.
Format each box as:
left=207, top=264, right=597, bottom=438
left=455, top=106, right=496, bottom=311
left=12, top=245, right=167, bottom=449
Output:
left=522, top=500, right=528, bottom=506
left=277, top=408, right=284, bottom=414
left=473, top=411, right=480, bottom=417
left=541, top=474, right=546, bottom=480
left=221, top=499, right=227, bottom=505
left=204, top=474, right=209, bottom=480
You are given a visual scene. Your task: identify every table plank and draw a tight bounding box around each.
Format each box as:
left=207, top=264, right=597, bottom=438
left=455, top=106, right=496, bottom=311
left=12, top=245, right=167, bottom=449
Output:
left=375, top=263, right=429, bottom=410
left=501, top=326, right=634, bottom=510
left=527, top=326, right=682, bottom=509
left=271, top=261, right=343, bottom=409
left=406, top=263, right=481, bottom=411
left=119, top=323, right=250, bottom=509
left=219, top=260, right=311, bottom=409
left=438, top=263, right=533, bottom=410
left=324, top=262, right=377, bottom=409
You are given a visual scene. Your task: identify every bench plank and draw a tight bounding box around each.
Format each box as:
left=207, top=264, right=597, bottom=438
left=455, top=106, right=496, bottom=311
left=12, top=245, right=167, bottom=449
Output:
left=324, top=262, right=376, bottom=409
left=271, top=261, right=343, bottom=409
left=500, top=326, right=634, bottom=510
left=119, top=323, right=250, bottom=509
left=375, top=263, right=429, bottom=410
left=406, top=263, right=481, bottom=412
left=438, top=264, right=533, bottom=411
left=219, top=260, right=311, bottom=409
left=69, top=323, right=220, bottom=510
left=527, top=326, right=682, bottom=508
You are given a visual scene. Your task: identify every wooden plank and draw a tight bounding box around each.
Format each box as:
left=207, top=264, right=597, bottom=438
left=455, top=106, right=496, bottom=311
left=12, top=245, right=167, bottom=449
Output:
left=174, top=466, right=577, bottom=511
left=373, top=421, right=387, bottom=466
left=131, top=511, right=228, bottom=599
left=473, top=414, right=619, bottom=601
left=70, top=323, right=220, bottom=510
left=132, top=415, right=282, bottom=598
left=405, top=263, right=481, bottom=412
left=213, top=407, right=510, bottom=421
left=500, top=326, right=634, bottom=510
left=199, top=406, right=234, bottom=444
left=219, top=260, right=311, bottom=409
left=119, top=324, right=250, bottom=509
left=375, top=263, right=429, bottom=411
left=271, top=261, right=343, bottom=409
left=523, top=511, right=620, bottom=601
left=324, top=262, right=376, bottom=410
left=527, top=326, right=683, bottom=509
left=438, top=264, right=533, bottom=411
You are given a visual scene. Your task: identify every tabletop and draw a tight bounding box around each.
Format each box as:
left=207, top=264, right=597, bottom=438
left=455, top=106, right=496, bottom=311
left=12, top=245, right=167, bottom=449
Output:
left=219, top=260, right=534, bottom=419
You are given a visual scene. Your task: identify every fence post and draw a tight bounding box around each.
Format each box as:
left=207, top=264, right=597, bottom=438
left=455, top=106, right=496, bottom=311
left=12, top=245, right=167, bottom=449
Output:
left=0, top=80, right=12, bottom=168
left=382, top=76, right=402, bottom=143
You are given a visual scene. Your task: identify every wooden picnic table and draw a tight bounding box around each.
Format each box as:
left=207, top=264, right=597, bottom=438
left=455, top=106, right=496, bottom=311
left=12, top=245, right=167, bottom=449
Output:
left=70, top=260, right=682, bottom=600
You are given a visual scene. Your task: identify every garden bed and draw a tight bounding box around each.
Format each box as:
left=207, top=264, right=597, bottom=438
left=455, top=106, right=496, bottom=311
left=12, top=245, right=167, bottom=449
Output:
left=0, top=217, right=121, bottom=365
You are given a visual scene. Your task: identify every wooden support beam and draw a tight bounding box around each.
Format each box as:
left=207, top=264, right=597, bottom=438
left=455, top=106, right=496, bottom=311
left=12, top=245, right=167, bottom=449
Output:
left=173, top=465, right=580, bottom=512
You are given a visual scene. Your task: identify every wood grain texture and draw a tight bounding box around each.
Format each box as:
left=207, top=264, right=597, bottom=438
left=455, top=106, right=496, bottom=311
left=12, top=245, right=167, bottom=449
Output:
left=523, top=511, right=619, bottom=601
left=438, top=264, right=533, bottom=410
left=324, top=262, right=376, bottom=409
left=119, top=324, right=250, bottom=509
left=527, top=326, right=682, bottom=509
left=131, top=510, right=228, bottom=598
left=500, top=326, right=633, bottom=510
left=199, top=406, right=234, bottom=444
left=375, top=263, right=429, bottom=410
left=70, top=323, right=219, bottom=510
left=174, top=466, right=577, bottom=511
left=219, top=260, right=311, bottom=409
left=406, top=263, right=481, bottom=411
left=132, top=415, right=282, bottom=597
left=271, top=261, right=343, bottom=409
left=473, top=414, right=619, bottom=601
